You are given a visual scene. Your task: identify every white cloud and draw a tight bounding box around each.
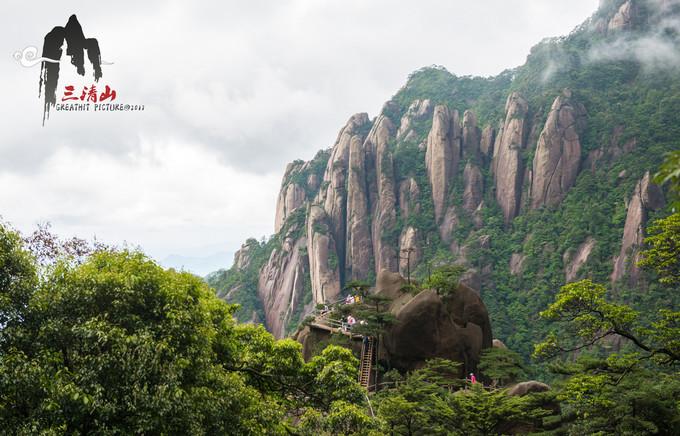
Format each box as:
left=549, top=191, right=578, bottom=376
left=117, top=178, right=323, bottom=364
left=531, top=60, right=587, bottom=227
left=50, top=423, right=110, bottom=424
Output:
left=0, top=0, right=599, bottom=273
left=587, top=15, right=680, bottom=70
left=0, top=140, right=280, bottom=267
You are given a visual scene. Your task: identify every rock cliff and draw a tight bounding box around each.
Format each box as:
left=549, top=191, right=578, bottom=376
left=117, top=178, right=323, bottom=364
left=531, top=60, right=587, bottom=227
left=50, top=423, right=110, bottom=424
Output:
left=611, top=172, right=664, bottom=284
left=531, top=90, right=587, bottom=208
left=257, top=229, right=308, bottom=338
left=426, top=105, right=461, bottom=224
left=211, top=0, right=677, bottom=353
left=493, top=92, right=529, bottom=223
left=366, top=115, right=400, bottom=276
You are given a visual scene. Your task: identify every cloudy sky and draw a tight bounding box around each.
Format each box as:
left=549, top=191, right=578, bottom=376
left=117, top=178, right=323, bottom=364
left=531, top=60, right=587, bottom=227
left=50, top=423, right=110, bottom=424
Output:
left=0, top=0, right=599, bottom=275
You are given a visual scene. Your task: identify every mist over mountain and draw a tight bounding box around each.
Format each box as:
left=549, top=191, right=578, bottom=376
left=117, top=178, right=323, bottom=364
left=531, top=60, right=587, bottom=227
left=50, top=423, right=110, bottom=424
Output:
left=209, top=0, right=680, bottom=357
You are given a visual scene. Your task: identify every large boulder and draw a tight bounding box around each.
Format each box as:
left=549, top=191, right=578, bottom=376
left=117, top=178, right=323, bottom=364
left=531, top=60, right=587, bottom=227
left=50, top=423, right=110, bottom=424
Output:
left=376, top=270, right=493, bottom=375
left=295, top=326, right=331, bottom=361
left=507, top=381, right=551, bottom=397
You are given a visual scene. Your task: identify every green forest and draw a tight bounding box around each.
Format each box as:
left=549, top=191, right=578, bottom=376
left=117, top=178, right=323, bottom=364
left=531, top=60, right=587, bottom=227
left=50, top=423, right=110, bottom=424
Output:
left=1, top=191, right=679, bottom=434
left=3, top=0, right=680, bottom=434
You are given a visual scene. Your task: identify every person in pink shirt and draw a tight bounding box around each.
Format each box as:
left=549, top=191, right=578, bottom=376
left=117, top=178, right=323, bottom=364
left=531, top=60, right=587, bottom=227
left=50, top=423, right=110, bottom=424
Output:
left=470, top=373, right=477, bottom=384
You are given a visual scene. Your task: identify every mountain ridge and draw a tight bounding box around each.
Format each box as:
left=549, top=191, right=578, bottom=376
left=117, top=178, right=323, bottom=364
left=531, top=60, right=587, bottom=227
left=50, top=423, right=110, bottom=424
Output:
left=208, top=0, right=680, bottom=358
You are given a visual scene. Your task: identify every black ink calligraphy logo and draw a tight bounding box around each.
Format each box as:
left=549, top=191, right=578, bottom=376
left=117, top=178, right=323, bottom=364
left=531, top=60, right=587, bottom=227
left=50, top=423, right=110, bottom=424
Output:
left=39, top=14, right=104, bottom=124
left=13, top=14, right=144, bottom=125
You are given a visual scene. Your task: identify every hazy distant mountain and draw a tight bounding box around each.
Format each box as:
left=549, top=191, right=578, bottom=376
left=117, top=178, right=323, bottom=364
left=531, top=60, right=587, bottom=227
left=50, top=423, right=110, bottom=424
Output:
left=161, top=251, right=233, bottom=277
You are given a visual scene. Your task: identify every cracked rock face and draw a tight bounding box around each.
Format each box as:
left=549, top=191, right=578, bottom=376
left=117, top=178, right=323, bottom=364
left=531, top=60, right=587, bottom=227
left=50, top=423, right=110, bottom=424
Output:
left=531, top=90, right=587, bottom=209
left=564, top=237, right=596, bottom=282
left=274, top=161, right=308, bottom=233
left=366, top=115, right=400, bottom=276
left=462, top=110, right=481, bottom=161
left=274, top=182, right=306, bottom=233
left=398, top=226, right=421, bottom=277
left=316, top=113, right=371, bottom=277
left=608, top=0, right=636, bottom=31
left=426, top=105, right=461, bottom=224
left=463, top=162, right=484, bottom=213
left=397, top=99, right=433, bottom=141
left=611, top=171, right=664, bottom=284
left=258, top=232, right=308, bottom=338
left=345, top=126, right=373, bottom=281
left=233, top=242, right=254, bottom=271
left=480, top=125, right=495, bottom=158
left=493, top=92, right=528, bottom=223
left=398, top=177, right=421, bottom=220
left=307, top=204, right=341, bottom=304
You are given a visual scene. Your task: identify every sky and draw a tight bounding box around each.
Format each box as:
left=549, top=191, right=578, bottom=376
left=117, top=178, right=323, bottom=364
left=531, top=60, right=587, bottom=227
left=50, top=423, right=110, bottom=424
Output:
left=0, top=0, right=599, bottom=276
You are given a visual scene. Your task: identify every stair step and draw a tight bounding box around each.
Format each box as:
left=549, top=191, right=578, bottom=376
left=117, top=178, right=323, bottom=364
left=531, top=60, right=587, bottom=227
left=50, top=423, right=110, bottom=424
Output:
left=358, top=337, right=374, bottom=389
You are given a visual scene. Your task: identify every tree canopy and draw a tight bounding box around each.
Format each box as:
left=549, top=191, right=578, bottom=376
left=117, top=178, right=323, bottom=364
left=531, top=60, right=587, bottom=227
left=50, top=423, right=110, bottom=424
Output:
left=0, top=224, right=367, bottom=435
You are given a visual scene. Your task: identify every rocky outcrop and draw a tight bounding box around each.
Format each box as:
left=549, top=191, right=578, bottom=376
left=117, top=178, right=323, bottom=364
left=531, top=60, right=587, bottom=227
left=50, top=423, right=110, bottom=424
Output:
left=492, top=339, right=508, bottom=349
left=397, top=99, right=433, bottom=141
left=494, top=93, right=529, bottom=223
left=398, top=226, right=421, bottom=277
left=564, top=237, right=596, bottom=282
left=274, top=182, right=306, bottom=233
left=460, top=269, right=482, bottom=293
left=316, top=113, right=371, bottom=283
left=507, top=381, right=551, bottom=397
left=274, top=161, right=308, bottom=233
left=345, top=130, right=373, bottom=281
left=611, top=172, right=664, bottom=284
left=366, top=115, right=400, bottom=276
left=584, top=125, right=637, bottom=173
left=426, top=105, right=461, bottom=223
left=531, top=90, right=587, bottom=209
left=462, top=110, right=481, bottom=161
left=307, top=205, right=341, bottom=304
left=480, top=125, right=495, bottom=158
left=233, top=242, right=254, bottom=271
left=398, top=177, right=421, bottom=220
left=608, top=0, right=636, bottom=31
left=509, top=252, right=526, bottom=276
left=258, top=231, right=308, bottom=338
left=439, top=205, right=459, bottom=245
left=295, top=325, right=332, bottom=361
left=376, top=270, right=493, bottom=375
left=463, top=162, right=484, bottom=213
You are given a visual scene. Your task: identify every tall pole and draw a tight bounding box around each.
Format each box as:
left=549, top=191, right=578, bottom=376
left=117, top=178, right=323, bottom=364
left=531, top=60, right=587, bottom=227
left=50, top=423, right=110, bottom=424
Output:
left=400, top=247, right=414, bottom=284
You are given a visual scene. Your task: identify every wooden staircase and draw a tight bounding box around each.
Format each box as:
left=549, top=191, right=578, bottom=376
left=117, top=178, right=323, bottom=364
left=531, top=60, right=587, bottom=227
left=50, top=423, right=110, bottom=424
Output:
left=358, top=337, right=374, bottom=390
